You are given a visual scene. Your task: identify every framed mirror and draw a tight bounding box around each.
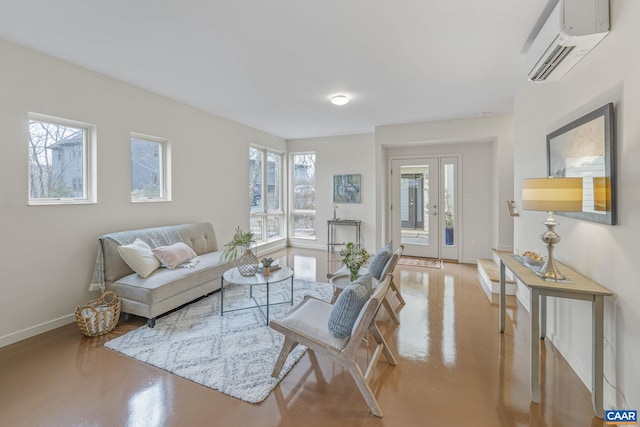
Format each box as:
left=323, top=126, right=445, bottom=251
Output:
left=547, top=103, right=616, bottom=225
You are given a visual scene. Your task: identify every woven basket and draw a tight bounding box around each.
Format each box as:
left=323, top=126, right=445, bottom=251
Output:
left=74, top=291, right=121, bottom=337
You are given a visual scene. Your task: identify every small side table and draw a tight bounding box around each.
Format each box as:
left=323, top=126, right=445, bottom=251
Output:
left=327, top=219, right=361, bottom=252
left=328, top=274, right=351, bottom=303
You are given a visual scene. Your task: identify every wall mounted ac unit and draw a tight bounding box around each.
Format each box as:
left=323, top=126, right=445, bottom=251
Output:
left=527, top=0, right=610, bottom=82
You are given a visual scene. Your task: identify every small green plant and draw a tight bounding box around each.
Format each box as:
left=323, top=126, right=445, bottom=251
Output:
left=339, top=242, right=370, bottom=282
left=221, top=227, right=255, bottom=262
left=445, top=211, right=454, bottom=227
left=261, top=257, right=274, bottom=268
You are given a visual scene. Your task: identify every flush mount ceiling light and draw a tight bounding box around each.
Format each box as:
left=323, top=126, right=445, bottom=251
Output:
left=330, top=95, right=350, bottom=106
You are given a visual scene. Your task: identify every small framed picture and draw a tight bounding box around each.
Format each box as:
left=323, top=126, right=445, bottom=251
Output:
left=333, top=174, right=361, bottom=203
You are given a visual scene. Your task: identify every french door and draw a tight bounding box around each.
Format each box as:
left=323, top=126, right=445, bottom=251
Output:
left=391, top=157, right=459, bottom=260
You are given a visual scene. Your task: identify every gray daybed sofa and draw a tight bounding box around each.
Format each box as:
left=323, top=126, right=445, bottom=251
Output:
left=90, top=222, right=238, bottom=327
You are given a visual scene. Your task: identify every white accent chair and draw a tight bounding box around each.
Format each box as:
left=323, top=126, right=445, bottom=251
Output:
left=269, top=275, right=397, bottom=417
left=328, top=245, right=406, bottom=323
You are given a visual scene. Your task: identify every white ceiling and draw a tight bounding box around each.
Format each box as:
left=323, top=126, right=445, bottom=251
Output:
left=0, top=1, right=548, bottom=140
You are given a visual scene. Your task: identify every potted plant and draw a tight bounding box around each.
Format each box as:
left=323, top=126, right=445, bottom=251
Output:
left=261, top=257, right=274, bottom=275
left=221, top=227, right=258, bottom=276
left=339, top=242, right=370, bottom=281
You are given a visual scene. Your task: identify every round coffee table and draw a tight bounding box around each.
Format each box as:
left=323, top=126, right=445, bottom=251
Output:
left=220, top=266, right=294, bottom=325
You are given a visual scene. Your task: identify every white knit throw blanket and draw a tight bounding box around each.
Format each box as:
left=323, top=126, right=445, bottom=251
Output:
left=89, top=226, right=182, bottom=292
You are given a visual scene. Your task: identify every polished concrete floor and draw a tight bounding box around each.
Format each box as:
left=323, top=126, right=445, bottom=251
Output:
left=0, top=248, right=606, bottom=426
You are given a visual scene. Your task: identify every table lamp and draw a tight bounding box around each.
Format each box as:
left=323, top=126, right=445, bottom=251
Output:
left=521, top=177, right=583, bottom=280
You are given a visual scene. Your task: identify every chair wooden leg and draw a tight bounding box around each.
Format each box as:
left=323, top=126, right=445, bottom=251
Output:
left=369, top=323, right=397, bottom=366
left=272, top=336, right=298, bottom=377
left=346, top=360, right=384, bottom=417
left=306, top=350, right=328, bottom=387
left=381, top=297, right=400, bottom=324
left=390, top=278, right=405, bottom=308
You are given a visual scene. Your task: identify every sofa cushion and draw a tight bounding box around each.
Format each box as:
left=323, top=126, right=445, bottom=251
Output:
left=328, top=275, right=372, bottom=338
left=101, top=222, right=217, bottom=283
left=111, top=251, right=224, bottom=305
left=152, top=242, right=198, bottom=269
left=117, top=238, right=161, bottom=278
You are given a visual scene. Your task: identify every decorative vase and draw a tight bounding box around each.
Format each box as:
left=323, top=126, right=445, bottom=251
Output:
left=263, top=266, right=271, bottom=276
left=238, top=246, right=259, bottom=276
left=349, top=267, right=360, bottom=282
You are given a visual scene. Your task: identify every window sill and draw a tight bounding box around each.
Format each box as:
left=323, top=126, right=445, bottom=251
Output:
left=254, top=237, right=287, bottom=254
left=29, top=199, right=97, bottom=206
left=289, top=235, right=317, bottom=241
left=131, top=198, right=171, bottom=203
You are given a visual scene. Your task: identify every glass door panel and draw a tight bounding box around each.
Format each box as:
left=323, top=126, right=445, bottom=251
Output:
left=441, top=157, right=458, bottom=260
left=391, top=156, right=459, bottom=261
left=392, top=159, right=438, bottom=258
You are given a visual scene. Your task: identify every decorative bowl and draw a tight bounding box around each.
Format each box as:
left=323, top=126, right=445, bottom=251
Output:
left=524, top=252, right=545, bottom=266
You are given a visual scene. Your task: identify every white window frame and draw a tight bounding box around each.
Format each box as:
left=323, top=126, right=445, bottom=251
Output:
left=130, top=132, right=171, bottom=203
left=28, top=113, right=97, bottom=205
left=250, top=145, right=285, bottom=243
left=289, top=151, right=316, bottom=239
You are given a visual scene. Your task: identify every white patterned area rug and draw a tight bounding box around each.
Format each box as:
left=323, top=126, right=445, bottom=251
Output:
left=105, top=279, right=332, bottom=403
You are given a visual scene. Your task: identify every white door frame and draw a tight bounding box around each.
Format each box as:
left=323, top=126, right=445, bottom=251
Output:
left=391, top=158, right=439, bottom=258
left=389, top=154, right=461, bottom=261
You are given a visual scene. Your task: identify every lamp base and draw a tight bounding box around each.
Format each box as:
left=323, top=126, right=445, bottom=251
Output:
left=538, top=257, right=566, bottom=281
left=537, top=212, right=566, bottom=281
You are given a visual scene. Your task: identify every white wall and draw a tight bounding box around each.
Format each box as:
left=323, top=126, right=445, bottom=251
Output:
left=287, top=134, right=376, bottom=252
left=0, top=39, right=286, bottom=346
left=513, top=0, right=640, bottom=410
left=375, top=114, right=515, bottom=261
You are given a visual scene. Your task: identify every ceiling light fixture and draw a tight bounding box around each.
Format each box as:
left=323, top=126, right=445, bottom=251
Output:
left=331, top=95, right=350, bottom=106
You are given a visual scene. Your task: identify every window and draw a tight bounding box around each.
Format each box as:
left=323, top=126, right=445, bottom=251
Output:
left=290, top=152, right=316, bottom=238
left=28, top=113, right=96, bottom=204
left=130, top=133, right=171, bottom=202
left=250, top=146, right=284, bottom=242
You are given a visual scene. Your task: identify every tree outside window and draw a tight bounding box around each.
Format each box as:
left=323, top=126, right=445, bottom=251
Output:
left=250, top=146, right=283, bottom=242
left=28, top=114, right=95, bottom=204
left=291, top=153, right=316, bottom=238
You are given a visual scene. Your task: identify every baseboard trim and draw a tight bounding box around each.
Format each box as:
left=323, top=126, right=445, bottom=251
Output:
left=0, top=313, right=75, bottom=348
left=287, top=240, right=326, bottom=251
left=255, top=238, right=287, bottom=256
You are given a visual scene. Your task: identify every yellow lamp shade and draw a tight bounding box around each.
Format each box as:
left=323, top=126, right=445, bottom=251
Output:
left=522, top=177, right=583, bottom=212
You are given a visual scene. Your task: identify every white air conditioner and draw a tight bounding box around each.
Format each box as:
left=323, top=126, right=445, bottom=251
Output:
left=527, top=0, right=610, bottom=82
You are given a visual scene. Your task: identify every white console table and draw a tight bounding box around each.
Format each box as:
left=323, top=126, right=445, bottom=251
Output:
left=495, top=251, right=612, bottom=419
left=327, top=219, right=361, bottom=252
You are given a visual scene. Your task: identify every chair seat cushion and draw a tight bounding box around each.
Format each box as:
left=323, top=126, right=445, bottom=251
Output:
left=328, top=275, right=372, bottom=338
left=277, top=298, right=349, bottom=350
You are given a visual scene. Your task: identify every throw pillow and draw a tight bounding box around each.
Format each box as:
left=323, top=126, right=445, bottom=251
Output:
left=117, top=238, right=161, bottom=278
left=368, top=243, right=392, bottom=280
left=328, top=274, right=373, bottom=338
left=152, top=242, right=198, bottom=269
